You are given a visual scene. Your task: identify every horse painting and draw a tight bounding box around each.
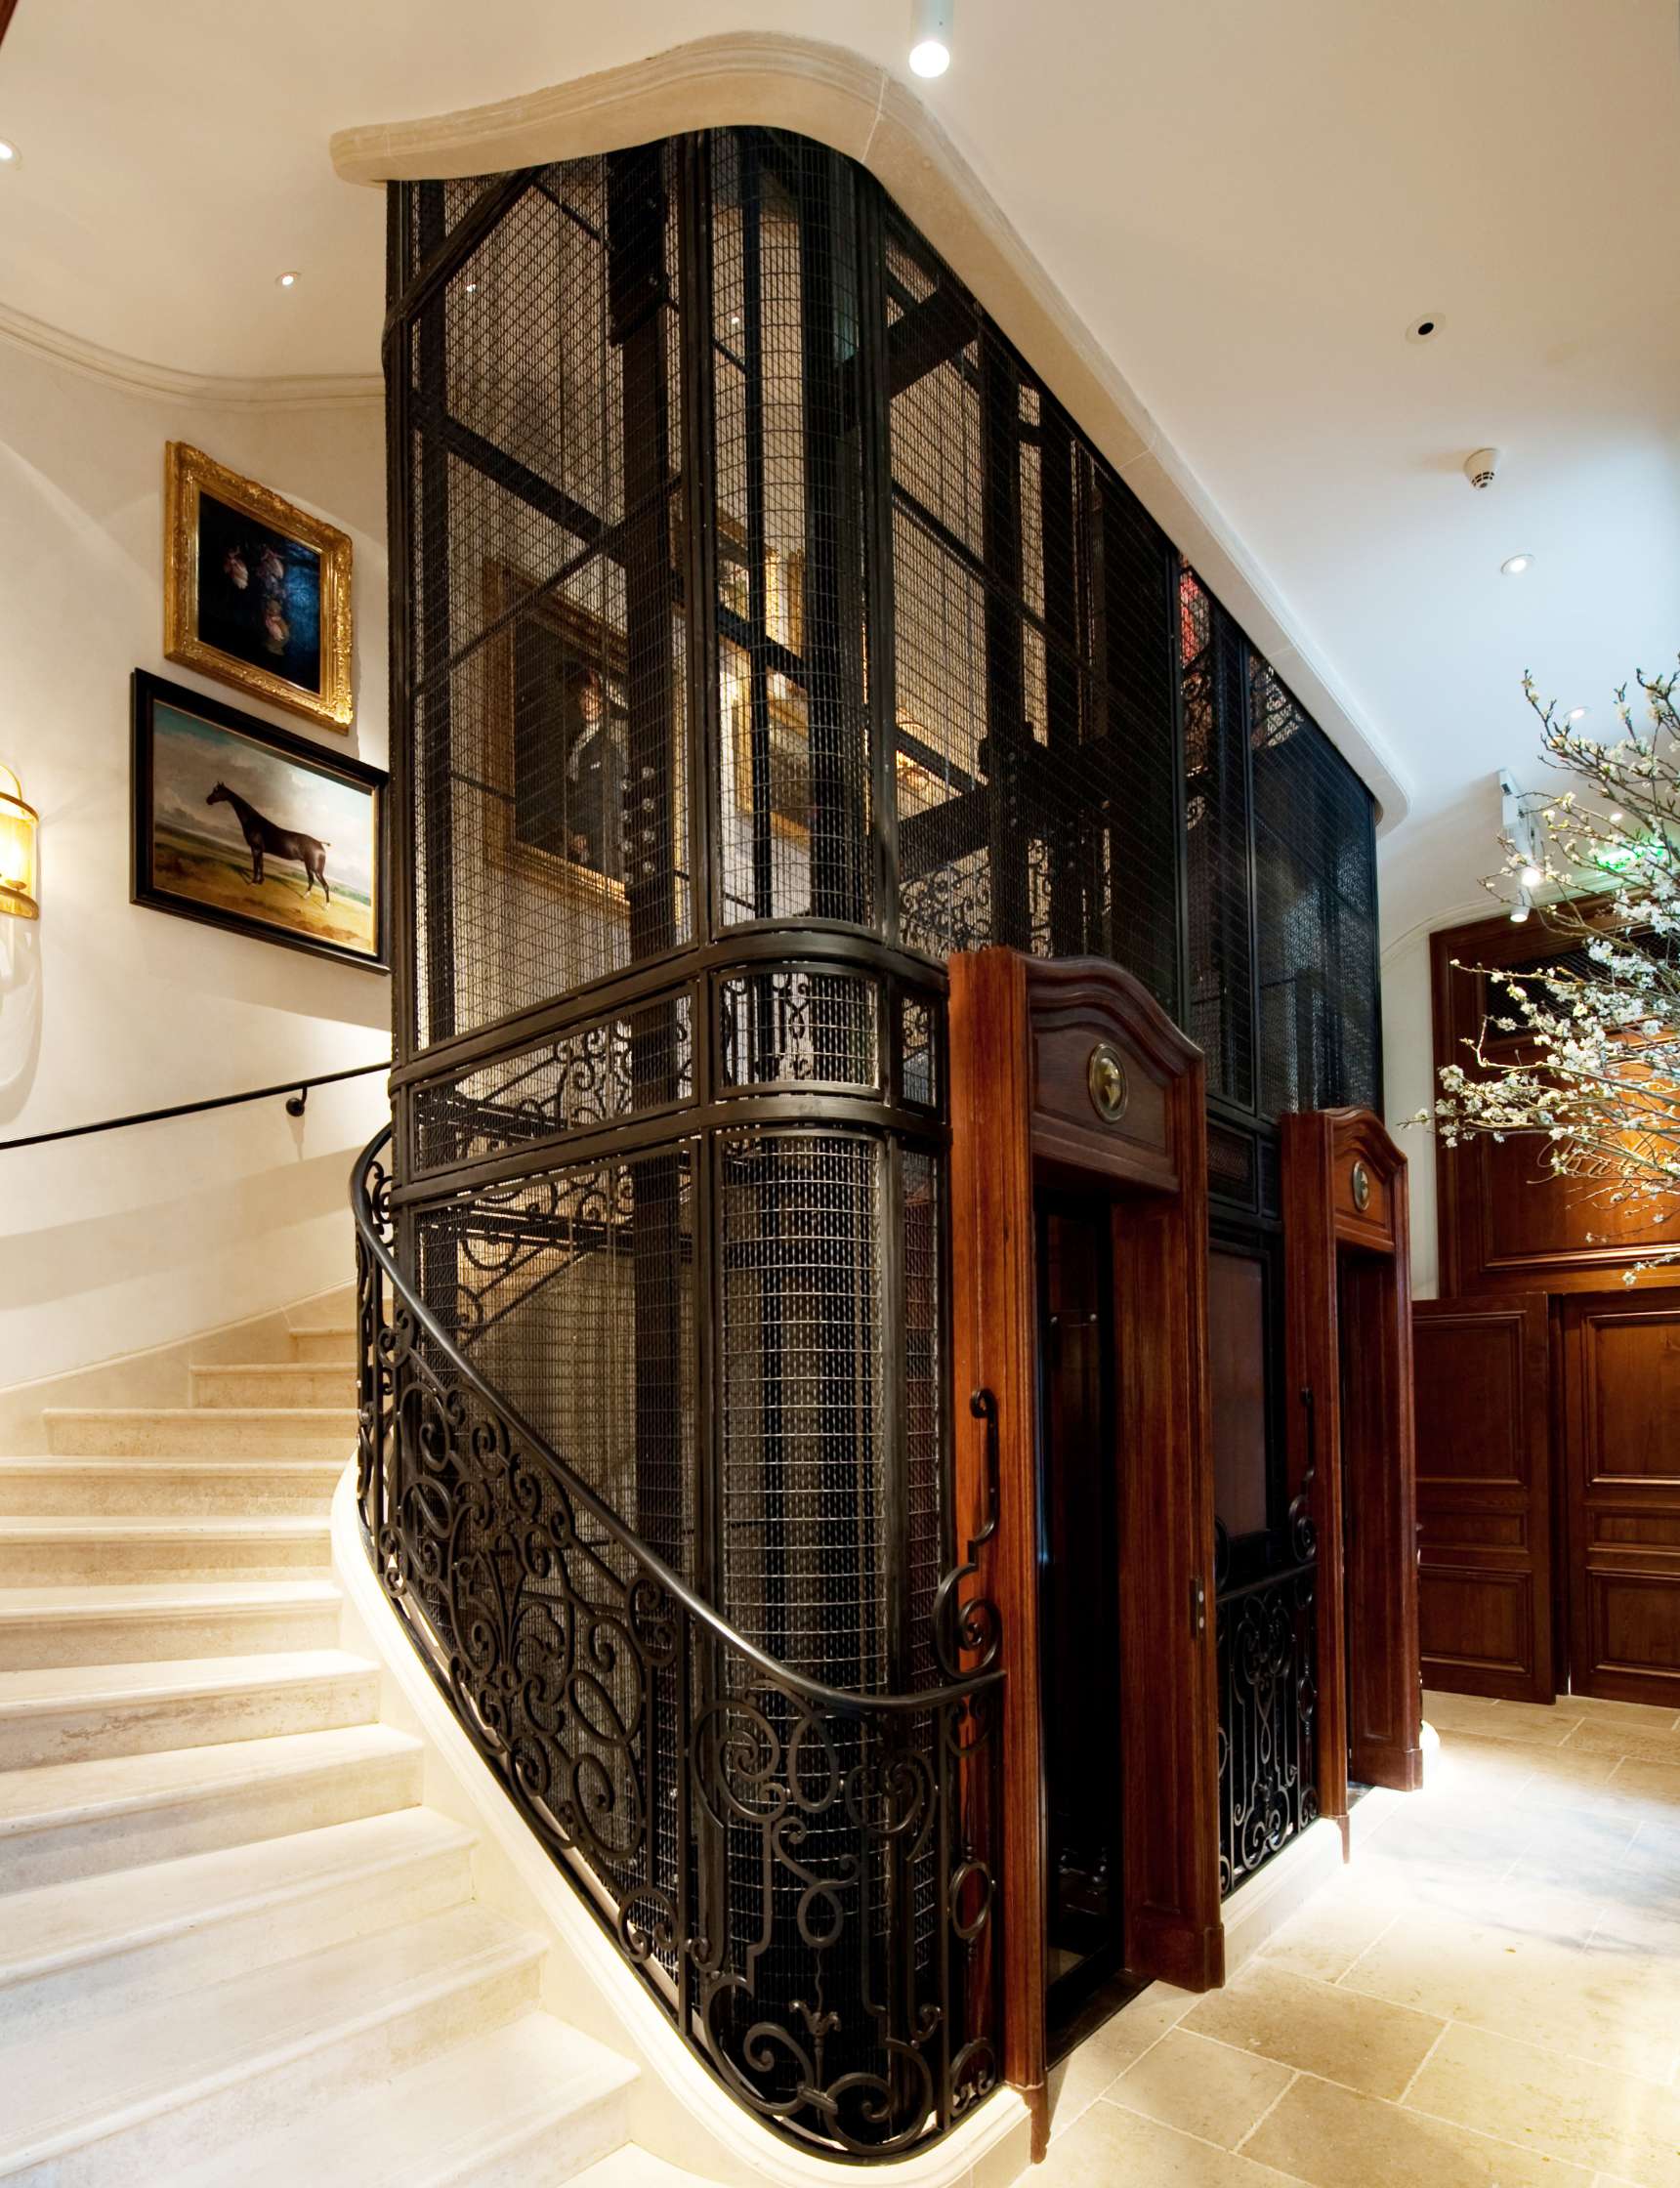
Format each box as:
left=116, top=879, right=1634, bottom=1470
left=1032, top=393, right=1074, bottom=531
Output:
left=206, top=781, right=331, bottom=901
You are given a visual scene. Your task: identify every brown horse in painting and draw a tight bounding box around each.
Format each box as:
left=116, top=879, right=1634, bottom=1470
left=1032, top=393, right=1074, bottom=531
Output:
left=207, top=782, right=331, bottom=901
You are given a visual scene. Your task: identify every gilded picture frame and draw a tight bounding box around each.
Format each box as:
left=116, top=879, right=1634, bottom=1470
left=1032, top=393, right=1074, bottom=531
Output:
left=482, top=563, right=632, bottom=909
left=164, top=442, right=355, bottom=732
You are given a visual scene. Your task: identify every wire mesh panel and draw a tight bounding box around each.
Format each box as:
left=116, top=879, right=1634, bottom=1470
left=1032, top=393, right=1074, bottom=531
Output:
left=1250, top=660, right=1380, bottom=1115
left=709, top=132, right=873, bottom=931
left=404, top=155, right=690, bottom=1048
left=886, top=209, right=1181, bottom=1010
left=1182, top=568, right=1256, bottom=1109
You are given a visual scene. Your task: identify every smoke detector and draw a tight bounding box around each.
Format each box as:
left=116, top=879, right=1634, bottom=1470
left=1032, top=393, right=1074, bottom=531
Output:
left=1464, top=445, right=1501, bottom=490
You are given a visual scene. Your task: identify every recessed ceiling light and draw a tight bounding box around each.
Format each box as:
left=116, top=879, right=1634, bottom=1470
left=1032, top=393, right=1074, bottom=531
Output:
left=0, top=140, right=19, bottom=166
left=909, top=0, right=952, bottom=76
left=1520, top=863, right=1544, bottom=888
left=1500, top=553, right=1533, bottom=575
left=1567, top=706, right=1588, bottom=721
left=1610, top=809, right=1625, bottom=823
left=275, top=271, right=299, bottom=290
left=464, top=279, right=478, bottom=296
left=1405, top=313, right=1442, bottom=344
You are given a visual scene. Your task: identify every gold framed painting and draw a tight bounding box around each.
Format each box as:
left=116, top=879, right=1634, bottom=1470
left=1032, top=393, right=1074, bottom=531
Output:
left=482, top=563, right=633, bottom=908
left=731, top=685, right=812, bottom=843
left=164, top=442, right=354, bottom=732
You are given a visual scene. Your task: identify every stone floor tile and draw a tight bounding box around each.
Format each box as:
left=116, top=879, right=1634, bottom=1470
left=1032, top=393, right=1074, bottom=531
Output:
left=1107, top=2027, right=1294, bottom=2149
left=1256, top=1876, right=1405, bottom=1983
left=1563, top=1721, right=1680, bottom=1767
left=1034, top=2101, right=1302, bottom=2188
left=1408, top=2020, right=1680, bottom=2185
left=1566, top=1694, right=1680, bottom=1735
left=1044, top=1981, right=1199, bottom=2140
left=1342, top=1913, right=1680, bottom=2081
left=1242, top=2070, right=1596, bottom=2188
left=1611, top=1758, right=1680, bottom=1807
left=1182, top=1966, right=1443, bottom=2100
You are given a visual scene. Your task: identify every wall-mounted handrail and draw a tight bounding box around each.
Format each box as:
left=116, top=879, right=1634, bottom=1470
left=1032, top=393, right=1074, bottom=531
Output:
left=0, top=1060, right=391, bottom=1154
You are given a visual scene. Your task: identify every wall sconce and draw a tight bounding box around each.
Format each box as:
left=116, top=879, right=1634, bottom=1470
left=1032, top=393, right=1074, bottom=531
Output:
left=0, top=763, right=39, bottom=919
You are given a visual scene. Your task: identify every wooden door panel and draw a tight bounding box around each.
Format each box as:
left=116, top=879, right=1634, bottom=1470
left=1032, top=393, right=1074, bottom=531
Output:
left=1561, top=1294, right=1680, bottom=1705
left=1412, top=1295, right=1552, bottom=1701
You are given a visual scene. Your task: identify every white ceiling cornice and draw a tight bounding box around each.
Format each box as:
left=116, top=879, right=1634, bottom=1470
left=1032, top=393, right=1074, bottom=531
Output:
left=0, top=297, right=382, bottom=413
left=332, top=29, right=1410, bottom=827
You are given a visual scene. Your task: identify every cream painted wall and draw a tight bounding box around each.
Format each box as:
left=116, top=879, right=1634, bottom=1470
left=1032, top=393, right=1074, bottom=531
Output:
left=1377, top=777, right=1506, bottom=1299
left=0, top=336, right=391, bottom=1391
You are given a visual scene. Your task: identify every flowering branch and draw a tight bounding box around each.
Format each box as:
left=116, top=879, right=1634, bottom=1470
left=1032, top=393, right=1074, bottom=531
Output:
left=1418, top=662, right=1680, bottom=1275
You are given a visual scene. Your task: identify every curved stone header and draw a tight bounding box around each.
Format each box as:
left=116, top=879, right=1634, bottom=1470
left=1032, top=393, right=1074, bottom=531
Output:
left=331, top=30, right=1407, bottom=828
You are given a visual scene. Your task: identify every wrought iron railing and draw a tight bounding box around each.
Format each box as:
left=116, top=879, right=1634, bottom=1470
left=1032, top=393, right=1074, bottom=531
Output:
left=352, top=1126, right=1003, bottom=2161
left=1214, top=1553, right=1319, bottom=1893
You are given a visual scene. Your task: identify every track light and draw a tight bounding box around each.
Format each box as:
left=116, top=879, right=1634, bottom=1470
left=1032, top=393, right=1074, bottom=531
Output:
left=909, top=0, right=952, bottom=76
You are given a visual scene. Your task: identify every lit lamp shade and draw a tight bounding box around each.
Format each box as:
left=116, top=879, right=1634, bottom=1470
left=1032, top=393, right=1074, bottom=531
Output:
left=0, top=764, right=39, bottom=919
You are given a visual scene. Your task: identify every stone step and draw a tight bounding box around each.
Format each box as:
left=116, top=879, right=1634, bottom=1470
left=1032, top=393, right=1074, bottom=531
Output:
left=189, top=1364, right=356, bottom=1410
left=289, top=1326, right=357, bottom=1366
left=44, top=1407, right=358, bottom=1457
left=0, top=1807, right=476, bottom=2041
left=0, top=1456, right=343, bottom=1518
left=571, top=2153, right=719, bottom=2186
left=0, top=1516, right=331, bottom=1585
left=0, top=1904, right=546, bottom=2185
left=0, top=1721, right=422, bottom=1895
left=0, top=1580, right=343, bottom=1669
left=166, top=2010, right=638, bottom=2188
left=0, top=1649, right=379, bottom=1770
left=285, top=1292, right=357, bottom=1335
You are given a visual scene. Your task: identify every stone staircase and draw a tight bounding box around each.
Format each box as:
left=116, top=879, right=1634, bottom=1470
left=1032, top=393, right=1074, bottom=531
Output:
left=0, top=1303, right=702, bottom=2186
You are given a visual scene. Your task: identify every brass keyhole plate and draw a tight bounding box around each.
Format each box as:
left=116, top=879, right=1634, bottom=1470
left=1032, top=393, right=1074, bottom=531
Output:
left=1087, top=1041, right=1129, bottom=1125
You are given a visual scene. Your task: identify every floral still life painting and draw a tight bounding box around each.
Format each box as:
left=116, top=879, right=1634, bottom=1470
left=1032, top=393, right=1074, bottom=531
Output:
left=132, top=670, right=385, bottom=969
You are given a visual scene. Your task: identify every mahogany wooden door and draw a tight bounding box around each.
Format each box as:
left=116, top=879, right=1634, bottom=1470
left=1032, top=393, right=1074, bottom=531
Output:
left=947, top=949, right=1218, bottom=2158
left=1558, top=1291, right=1680, bottom=1706
left=1412, top=1295, right=1552, bottom=1702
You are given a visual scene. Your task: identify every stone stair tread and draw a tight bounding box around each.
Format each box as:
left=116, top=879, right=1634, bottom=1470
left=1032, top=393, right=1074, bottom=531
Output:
left=189, top=1361, right=353, bottom=1374
left=0, top=1721, right=420, bottom=1837
left=0, top=1807, right=475, bottom=1990
left=0, top=1579, right=343, bottom=1620
left=166, top=2010, right=637, bottom=2188
left=0, top=1647, right=374, bottom=1714
left=0, top=1455, right=342, bottom=1480
left=570, top=2154, right=716, bottom=2186
left=0, top=1516, right=329, bottom=1538
left=44, top=1406, right=359, bottom=1422
left=0, top=1901, right=546, bottom=2171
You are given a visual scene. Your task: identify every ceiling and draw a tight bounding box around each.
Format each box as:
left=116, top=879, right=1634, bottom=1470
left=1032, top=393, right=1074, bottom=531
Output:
left=2, top=0, right=1677, bottom=880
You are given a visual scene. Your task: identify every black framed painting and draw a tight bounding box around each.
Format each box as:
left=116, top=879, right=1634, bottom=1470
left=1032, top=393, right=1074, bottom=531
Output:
left=132, top=669, right=387, bottom=971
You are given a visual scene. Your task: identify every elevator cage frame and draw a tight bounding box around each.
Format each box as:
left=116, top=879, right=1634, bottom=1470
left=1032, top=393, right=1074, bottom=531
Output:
left=373, top=128, right=1380, bottom=2160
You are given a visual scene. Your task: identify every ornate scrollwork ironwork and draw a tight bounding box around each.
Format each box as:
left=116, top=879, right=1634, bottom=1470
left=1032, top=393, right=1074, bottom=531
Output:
left=1215, top=1557, right=1319, bottom=1895
left=353, top=1126, right=1002, bottom=2161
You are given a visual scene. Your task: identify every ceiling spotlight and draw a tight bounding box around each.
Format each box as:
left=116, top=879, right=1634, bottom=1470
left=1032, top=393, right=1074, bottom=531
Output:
left=1509, top=903, right=1531, bottom=924
left=909, top=0, right=952, bottom=76
left=1520, top=863, right=1544, bottom=889
left=1610, top=809, right=1625, bottom=823
left=1500, top=553, right=1533, bottom=576
left=0, top=140, right=18, bottom=166
left=464, top=279, right=478, bottom=296
left=275, top=271, right=299, bottom=290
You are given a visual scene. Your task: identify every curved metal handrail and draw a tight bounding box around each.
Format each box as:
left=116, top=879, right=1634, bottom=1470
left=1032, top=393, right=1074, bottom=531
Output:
left=349, top=1121, right=1004, bottom=2161
left=351, top=1125, right=998, bottom=1722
